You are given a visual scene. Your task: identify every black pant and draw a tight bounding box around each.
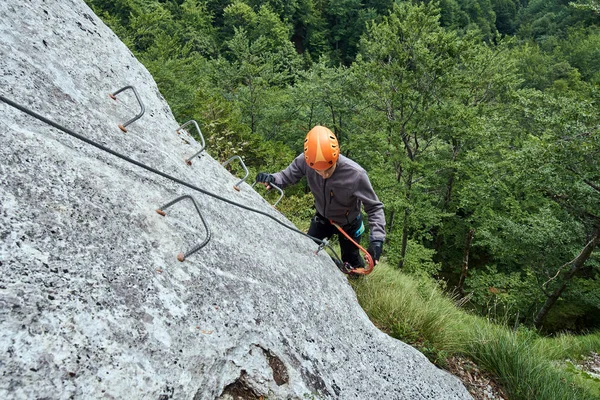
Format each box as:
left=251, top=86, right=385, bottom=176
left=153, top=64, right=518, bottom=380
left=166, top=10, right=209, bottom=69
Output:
left=308, top=213, right=364, bottom=268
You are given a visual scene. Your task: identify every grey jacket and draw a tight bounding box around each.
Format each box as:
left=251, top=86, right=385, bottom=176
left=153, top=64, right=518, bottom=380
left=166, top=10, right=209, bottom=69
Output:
left=272, top=154, right=386, bottom=242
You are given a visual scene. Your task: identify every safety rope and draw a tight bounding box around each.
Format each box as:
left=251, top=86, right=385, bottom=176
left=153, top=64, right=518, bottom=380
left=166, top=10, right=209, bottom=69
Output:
left=0, top=94, right=345, bottom=267
left=330, top=221, right=375, bottom=275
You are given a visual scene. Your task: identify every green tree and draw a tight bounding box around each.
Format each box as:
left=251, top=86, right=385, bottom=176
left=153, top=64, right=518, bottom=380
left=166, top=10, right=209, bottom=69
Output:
left=354, top=2, right=521, bottom=272
left=438, top=0, right=470, bottom=29
left=555, top=27, right=600, bottom=84
left=463, top=0, right=498, bottom=38
left=492, top=0, right=518, bottom=34
left=457, top=84, right=600, bottom=330
left=516, top=0, right=599, bottom=40
left=261, top=59, right=364, bottom=152
left=355, top=2, right=464, bottom=270
left=222, top=4, right=300, bottom=135
left=223, top=1, right=258, bottom=42
left=513, top=89, right=600, bottom=329
left=175, top=0, right=219, bottom=57
left=569, top=0, right=600, bottom=14
left=324, top=0, right=376, bottom=64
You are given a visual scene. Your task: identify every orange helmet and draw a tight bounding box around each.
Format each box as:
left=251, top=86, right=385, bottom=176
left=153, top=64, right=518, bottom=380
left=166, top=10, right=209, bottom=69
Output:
left=304, top=126, right=339, bottom=170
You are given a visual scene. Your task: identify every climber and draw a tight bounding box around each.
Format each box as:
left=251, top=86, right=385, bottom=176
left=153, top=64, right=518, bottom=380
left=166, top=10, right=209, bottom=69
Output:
left=256, top=125, right=385, bottom=273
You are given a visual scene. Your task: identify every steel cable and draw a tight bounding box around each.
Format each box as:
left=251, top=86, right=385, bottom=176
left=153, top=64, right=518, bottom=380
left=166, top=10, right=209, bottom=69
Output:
left=0, top=94, right=344, bottom=265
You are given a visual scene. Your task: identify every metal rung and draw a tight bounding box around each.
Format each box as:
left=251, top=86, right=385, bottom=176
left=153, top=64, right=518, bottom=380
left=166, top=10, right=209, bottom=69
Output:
left=108, top=86, right=145, bottom=132
left=251, top=182, right=284, bottom=207
left=155, top=195, right=211, bottom=262
left=177, top=120, right=206, bottom=165
left=221, top=155, right=248, bottom=191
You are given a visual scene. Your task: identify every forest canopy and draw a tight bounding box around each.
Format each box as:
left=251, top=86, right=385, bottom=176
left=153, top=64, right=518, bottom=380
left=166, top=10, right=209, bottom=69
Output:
left=85, top=0, right=600, bottom=333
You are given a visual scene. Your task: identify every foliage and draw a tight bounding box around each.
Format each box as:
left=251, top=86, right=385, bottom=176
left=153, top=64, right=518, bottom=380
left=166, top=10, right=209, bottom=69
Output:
left=85, top=0, right=600, bottom=335
left=516, top=0, right=600, bottom=41
left=569, top=0, right=600, bottom=14
left=554, top=27, right=600, bottom=84
left=274, top=190, right=314, bottom=231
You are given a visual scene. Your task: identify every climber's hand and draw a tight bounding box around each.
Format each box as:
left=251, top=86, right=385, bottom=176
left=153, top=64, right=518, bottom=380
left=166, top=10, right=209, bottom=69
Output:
left=255, top=172, right=275, bottom=189
left=367, top=240, right=383, bottom=265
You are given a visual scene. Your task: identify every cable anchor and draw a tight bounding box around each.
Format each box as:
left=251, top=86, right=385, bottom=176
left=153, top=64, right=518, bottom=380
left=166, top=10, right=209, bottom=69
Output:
left=314, top=238, right=329, bottom=255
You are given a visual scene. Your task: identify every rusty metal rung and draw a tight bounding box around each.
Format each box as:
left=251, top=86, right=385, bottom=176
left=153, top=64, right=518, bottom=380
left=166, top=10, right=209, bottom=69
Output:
left=177, top=120, right=206, bottom=165
left=155, top=195, right=211, bottom=262
left=251, top=182, right=284, bottom=207
left=221, top=155, right=249, bottom=191
left=108, top=85, right=145, bottom=132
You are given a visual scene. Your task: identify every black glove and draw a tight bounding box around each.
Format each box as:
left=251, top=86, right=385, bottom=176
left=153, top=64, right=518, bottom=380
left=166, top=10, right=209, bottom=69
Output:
left=367, top=240, right=383, bottom=263
left=255, top=172, right=275, bottom=184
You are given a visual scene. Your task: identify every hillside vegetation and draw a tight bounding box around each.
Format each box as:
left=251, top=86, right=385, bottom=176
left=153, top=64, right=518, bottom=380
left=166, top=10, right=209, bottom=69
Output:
left=84, top=0, right=599, bottom=396
left=352, top=262, right=600, bottom=399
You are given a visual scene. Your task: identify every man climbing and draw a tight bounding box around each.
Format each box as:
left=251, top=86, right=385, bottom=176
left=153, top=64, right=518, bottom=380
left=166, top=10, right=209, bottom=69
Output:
left=256, top=125, right=386, bottom=273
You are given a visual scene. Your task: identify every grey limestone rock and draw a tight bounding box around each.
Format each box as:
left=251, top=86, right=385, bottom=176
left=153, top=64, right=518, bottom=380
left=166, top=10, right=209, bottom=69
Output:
left=0, top=1, right=472, bottom=399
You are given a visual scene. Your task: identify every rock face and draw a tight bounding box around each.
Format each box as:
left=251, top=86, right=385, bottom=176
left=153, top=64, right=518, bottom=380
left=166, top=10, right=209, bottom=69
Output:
left=0, top=1, right=472, bottom=399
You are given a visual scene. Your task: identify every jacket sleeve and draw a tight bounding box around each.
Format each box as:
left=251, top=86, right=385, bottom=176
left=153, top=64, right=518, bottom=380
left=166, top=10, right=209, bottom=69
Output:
left=355, top=172, right=386, bottom=242
left=271, top=154, right=306, bottom=189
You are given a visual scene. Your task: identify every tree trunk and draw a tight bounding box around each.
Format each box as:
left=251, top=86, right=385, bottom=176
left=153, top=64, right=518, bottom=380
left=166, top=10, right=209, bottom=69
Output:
left=398, top=207, right=409, bottom=269
left=434, top=171, right=455, bottom=254
left=387, top=209, right=395, bottom=236
left=533, top=228, right=600, bottom=329
left=397, top=171, right=413, bottom=269
left=435, top=139, right=459, bottom=254
left=456, top=228, right=475, bottom=296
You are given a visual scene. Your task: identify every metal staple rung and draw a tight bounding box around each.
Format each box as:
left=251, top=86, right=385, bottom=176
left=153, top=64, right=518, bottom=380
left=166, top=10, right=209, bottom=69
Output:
left=177, top=120, right=206, bottom=165
left=251, top=182, right=284, bottom=208
left=155, top=195, right=211, bottom=262
left=108, top=85, right=145, bottom=132
left=221, top=155, right=248, bottom=191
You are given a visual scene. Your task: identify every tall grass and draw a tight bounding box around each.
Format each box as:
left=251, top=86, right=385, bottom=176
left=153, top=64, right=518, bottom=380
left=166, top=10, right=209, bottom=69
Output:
left=464, top=324, right=589, bottom=399
left=352, top=261, right=467, bottom=353
left=352, top=263, right=600, bottom=400
left=533, top=331, right=600, bottom=360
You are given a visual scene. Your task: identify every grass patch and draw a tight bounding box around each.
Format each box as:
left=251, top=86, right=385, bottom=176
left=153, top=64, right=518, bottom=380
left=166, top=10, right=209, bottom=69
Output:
left=351, top=262, right=600, bottom=400
left=463, top=325, right=588, bottom=399
left=351, top=262, right=466, bottom=360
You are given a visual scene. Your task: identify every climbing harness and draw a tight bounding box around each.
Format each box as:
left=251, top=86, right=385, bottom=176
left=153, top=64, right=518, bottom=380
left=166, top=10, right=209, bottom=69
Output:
left=330, top=221, right=375, bottom=275
left=0, top=94, right=349, bottom=271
